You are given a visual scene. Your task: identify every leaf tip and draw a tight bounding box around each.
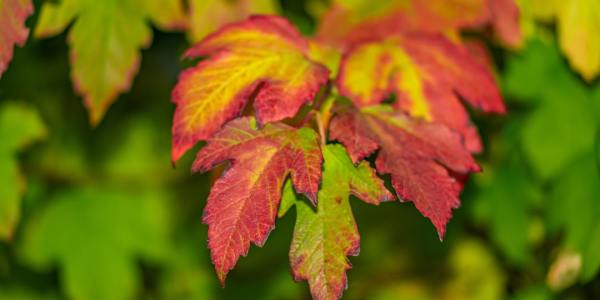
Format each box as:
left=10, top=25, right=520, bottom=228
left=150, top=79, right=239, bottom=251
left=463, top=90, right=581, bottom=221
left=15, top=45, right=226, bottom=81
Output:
left=436, top=226, right=446, bottom=242
left=216, top=270, right=228, bottom=288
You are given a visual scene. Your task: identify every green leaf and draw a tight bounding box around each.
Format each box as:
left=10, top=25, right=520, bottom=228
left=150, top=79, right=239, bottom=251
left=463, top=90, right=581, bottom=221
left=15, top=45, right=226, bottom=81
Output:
left=0, top=288, right=60, bottom=300
left=503, top=39, right=565, bottom=103
left=277, top=179, right=297, bottom=218
left=159, top=234, right=215, bottom=300
left=286, top=144, right=391, bottom=300
left=547, top=153, right=600, bottom=282
left=0, top=102, right=47, bottom=153
left=504, top=39, right=598, bottom=180
left=593, top=84, right=600, bottom=120
left=443, top=239, right=505, bottom=300
left=472, top=163, right=540, bottom=265
left=509, top=284, right=553, bottom=300
left=0, top=102, right=46, bottom=240
left=0, top=158, right=21, bottom=240
left=100, top=117, right=174, bottom=186
left=34, top=0, right=185, bottom=125
left=19, top=187, right=171, bottom=300
left=582, top=221, right=600, bottom=281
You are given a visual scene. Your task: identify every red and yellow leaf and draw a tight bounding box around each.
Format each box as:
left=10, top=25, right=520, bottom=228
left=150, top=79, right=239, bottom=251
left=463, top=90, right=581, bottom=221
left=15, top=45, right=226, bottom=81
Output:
left=0, top=0, right=32, bottom=78
left=281, top=145, right=391, bottom=300
left=316, top=0, right=488, bottom=49
left=188, top=0, right=278, bottom=42
left=34, top=0, right=186, bottom=125
left=336, top=34, right=504, bottom=152
left=172, top=15, right=329, bottom=162
left=329, top=106, right=480, bottom=238
left=316, top=0, right=522, bottom=49
left=193, top=117, right=322, bottom=283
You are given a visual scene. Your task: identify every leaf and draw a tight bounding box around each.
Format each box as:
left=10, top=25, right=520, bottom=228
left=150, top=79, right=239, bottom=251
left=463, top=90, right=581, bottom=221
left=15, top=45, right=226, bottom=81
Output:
left=19, top=187, right=171, bottom=300
left=0, top=102, right=46, bottom=240
left=282, top=144, right=391, bottom=300
left=510, top=285, right=553, bottom=300
left=329, top=106, right=480, bottom=238
left=504, top=39, right=597, bottom=179
left=192, top=117, right=322, bottom=284
left=336, top=34, right=504, bottom=153
left=277, top=179, right=297, bottom=218
left=472, top=164, right=539, bottom=265
left=519, top=0, right=600, bottom=80
left=143, top=0, right=187, bottom=30
left=0, top=288, right=60, bottom=300
left=158, top=234, right=215, bottom=300
left=502, top=39, right=564, bottom=102
left=546, top=154, right=600, bottom=282
left=443, top=239, right=505, bottom=300
left=34, top=0, right=186, bottom=125
left=188, top=0, right=278, bottom=42
left=487, top=0, right=523, bottom=48
left=556, top=0, right=600, bottom=81
left=316, top=0, right=489, bottom=49
left=171, top=15, right=329, bottom=162
left=307, top=40, right=342, bottom=78
left=101, top=117, right=175, bottom=186
left=0, top=0, right=32, bottom=78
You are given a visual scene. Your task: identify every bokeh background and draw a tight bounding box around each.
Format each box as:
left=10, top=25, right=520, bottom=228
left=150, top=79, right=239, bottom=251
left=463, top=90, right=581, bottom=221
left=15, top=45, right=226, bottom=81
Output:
left=1, top=0, right=599, bottom=299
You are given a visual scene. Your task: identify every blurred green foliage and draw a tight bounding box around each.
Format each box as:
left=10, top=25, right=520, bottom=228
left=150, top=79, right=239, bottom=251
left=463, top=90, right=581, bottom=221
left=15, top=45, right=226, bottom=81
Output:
left=0, top=1, right=599, bottom=300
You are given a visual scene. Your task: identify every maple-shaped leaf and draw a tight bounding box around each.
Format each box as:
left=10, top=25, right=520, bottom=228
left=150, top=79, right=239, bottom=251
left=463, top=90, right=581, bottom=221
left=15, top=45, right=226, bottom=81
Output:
left=0, top=0, right=32, bottom=78
left=34, top=0, right=186, bottom=125
left=316, top=0, right=488, bottom=49
left=188, top=0, right=278, bottom=42
left=20, top=187, right=171, bottom=300
left=330, top=106, right=480, bottom=238
left=192, top=117, right=322, bottom=284
left=0, top=102, right=46, bottom=240
left=336, top=34, right=504, bottom=152
left=171, top=15, right=329, bottom=162
left=504, top=39, right=597, bottom=180
left=280, top=144, right=391, bottom=300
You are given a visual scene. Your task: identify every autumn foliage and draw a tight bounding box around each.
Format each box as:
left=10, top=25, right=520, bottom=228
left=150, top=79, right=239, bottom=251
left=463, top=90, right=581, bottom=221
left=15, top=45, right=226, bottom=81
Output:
left=170, top=2, right=512, bottom=299
left=2, top=0, right=600, bottom=299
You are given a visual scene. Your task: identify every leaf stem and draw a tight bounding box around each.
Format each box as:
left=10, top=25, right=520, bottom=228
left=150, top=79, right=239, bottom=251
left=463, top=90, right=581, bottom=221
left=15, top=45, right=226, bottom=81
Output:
left=315, top=94, right=336, bottom=146
left=315, top=111, right=326, bottom=145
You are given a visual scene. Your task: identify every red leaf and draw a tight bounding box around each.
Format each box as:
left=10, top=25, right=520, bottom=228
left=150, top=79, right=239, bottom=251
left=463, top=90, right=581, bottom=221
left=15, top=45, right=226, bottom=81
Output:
left=316, top=0, right=488, bottom=49
left=330, top=107, right=480, bottom=238
left=193, top=117, right=322, bottom=283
